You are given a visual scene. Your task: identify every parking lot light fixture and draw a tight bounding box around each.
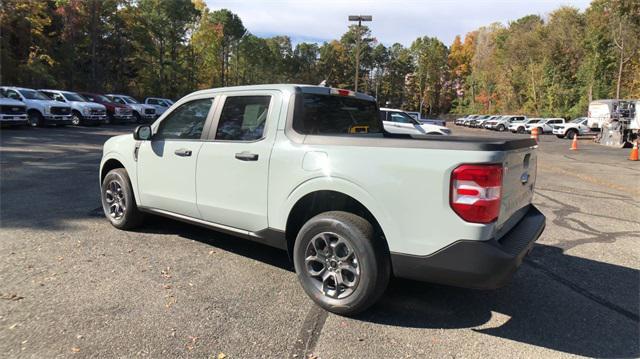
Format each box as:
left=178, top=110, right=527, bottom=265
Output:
left=348, top=15, right=372, bottom=92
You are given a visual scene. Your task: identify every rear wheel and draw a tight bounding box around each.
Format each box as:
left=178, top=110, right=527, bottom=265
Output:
left=517, top=126, right=525, bottom=134
left=101, top=168, right=144, bottom=230
left=293, top=211, right=390, bottom=316
left=497, top=124, right=506, bottom=132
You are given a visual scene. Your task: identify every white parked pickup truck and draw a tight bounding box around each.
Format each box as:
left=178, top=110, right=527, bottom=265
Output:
left=0, top=86, right=72, bottom=127
left=525, top=118, right=565, bottom=134
left=379, top=107, right=450, bottom=135
left=99, top=85, right=545, bottom=315
left=0, top=93, right=28, bottom=126
left=552, top=117, right=592, bottom=139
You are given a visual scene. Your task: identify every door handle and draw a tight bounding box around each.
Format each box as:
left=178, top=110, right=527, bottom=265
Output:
left=235, top=151, right=259, bottom=161
left=174, top=148, right=192, bottom=157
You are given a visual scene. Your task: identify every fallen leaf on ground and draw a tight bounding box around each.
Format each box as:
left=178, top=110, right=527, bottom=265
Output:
left=71, top=347, right=80, bottom=353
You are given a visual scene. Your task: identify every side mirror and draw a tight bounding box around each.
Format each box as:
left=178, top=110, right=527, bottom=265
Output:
left=134, top=125, right=152, bottom=141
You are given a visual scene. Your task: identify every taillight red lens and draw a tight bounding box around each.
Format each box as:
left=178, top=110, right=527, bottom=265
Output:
left=450, top=164, right=503, bottom=223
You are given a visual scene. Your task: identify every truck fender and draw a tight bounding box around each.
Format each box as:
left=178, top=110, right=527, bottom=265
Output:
left=276, top=176, right=399, bottom=249
left=100, top=151, right=141, bottom=205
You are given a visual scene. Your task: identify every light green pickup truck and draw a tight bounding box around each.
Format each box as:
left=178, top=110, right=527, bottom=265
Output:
left=99, top=84, right=545, bottom=315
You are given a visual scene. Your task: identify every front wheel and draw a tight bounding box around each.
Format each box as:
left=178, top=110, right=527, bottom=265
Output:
left=134, top=112, right=143, bottom=124
left=101, top=168, right=144, bottom=230
left=293, top=211, right=390, bottom=316
left=71, top=112, right=82, bottom=126
left=28, top=112, right=43, bottom=127
left=566, top=129, right=578, bottom=139
left=497, top=124, right=506, bottom=132
left=517, top=127, right=525, bottom=134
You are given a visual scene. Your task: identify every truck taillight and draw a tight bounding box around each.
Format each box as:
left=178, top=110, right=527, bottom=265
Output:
left=450, top=164, right=503, bottom=223
left=330, top=88, right=355, bottom=97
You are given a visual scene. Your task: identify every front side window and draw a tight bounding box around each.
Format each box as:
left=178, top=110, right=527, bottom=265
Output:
left=293, top=94, right=382, bottom=135
left=112, top=97, right=126, bottom=105
left=50, top=93, right=66, bottom=102
left=155, top=98, right=213, bottom=140
left=123, top=96, right=139, bottom=104
left=389, top=112, right=418, bottom=124
left=215, top=96, right=271, bottom=141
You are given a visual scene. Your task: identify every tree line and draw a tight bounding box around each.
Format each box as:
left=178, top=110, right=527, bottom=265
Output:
left=1, top=0, right=638, bottom=118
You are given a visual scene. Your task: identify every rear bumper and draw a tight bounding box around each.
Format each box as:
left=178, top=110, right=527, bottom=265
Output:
left=391, top=205, right=545, bottom=289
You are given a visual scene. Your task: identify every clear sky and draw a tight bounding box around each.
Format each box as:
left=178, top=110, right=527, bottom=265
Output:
left=204, top=0, right=592, bottom=46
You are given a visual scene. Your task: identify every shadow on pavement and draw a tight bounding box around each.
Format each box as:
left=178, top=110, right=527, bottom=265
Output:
left=358, top=244, right=639, bottom=358
left=135, top=217, right=639, bottom=357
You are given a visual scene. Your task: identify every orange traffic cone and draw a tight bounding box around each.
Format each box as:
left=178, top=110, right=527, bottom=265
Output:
left=531, top=127, right=539, bottom=142
left=570, top=133, right=578, bottom=150
left=629, top=141, right=639, bottom=161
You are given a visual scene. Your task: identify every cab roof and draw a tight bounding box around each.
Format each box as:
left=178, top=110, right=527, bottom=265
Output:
left=189, top=84, right=376, bottom=102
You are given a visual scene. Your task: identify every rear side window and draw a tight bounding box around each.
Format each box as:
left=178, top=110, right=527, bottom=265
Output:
left=293, top=94, right=382, bottom=135
left=215, top=96, right=271, bottom=141
left=156, top=98, right=213, bottom=140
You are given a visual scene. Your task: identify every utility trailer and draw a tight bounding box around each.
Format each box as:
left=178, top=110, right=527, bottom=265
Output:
left=588, top=99, right=639, bottom=147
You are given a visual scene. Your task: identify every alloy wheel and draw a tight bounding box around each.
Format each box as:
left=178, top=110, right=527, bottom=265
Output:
left=104, top=180, right=126, bottom=220
left=304, top=232, right=360, bottom=299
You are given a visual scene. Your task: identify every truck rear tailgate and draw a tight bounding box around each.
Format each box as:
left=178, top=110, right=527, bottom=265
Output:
left=496, top=147, right=537, bottom=237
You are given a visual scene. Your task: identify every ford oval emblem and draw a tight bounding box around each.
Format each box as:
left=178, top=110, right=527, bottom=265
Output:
left=520, top=172, right=530, bottom=185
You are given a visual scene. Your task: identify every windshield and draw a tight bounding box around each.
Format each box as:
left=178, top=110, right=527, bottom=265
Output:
left=63, top=92, right=87, bottom=102
left=293, top=94, right=382, bottom=135
left=87, top=94, right=111, bottom=103
left=18, top=89, right=50, bottom=100
left=123, top=96, right=139, bottom=104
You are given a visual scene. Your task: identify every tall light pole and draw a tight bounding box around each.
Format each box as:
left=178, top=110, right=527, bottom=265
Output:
left=348, top=15, right=372, bottom=92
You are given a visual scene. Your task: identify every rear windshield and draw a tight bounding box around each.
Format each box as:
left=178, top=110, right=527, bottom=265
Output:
left=293, top=94, right=382, bottom=135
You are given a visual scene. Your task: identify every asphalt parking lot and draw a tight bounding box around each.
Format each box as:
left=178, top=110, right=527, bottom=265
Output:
left=1, top=124, right=639, bottom=358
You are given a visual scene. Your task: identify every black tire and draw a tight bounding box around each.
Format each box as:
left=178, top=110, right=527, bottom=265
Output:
left=105, top=114, right=113, bottom=125
left=71, top=111, right=82, bottom=126
left=101, top=168, right=144, bottom=230
left=293, top=211, right=390, bottom=316
left=134, top=112, right=143, bottom=124
left=28, top=111, right=43, bottom=127
left=566, top=129, right=578, bottom=140
left=497, top=124, right=506, bottom=132
left=517, top=126, right=525, bottom=134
